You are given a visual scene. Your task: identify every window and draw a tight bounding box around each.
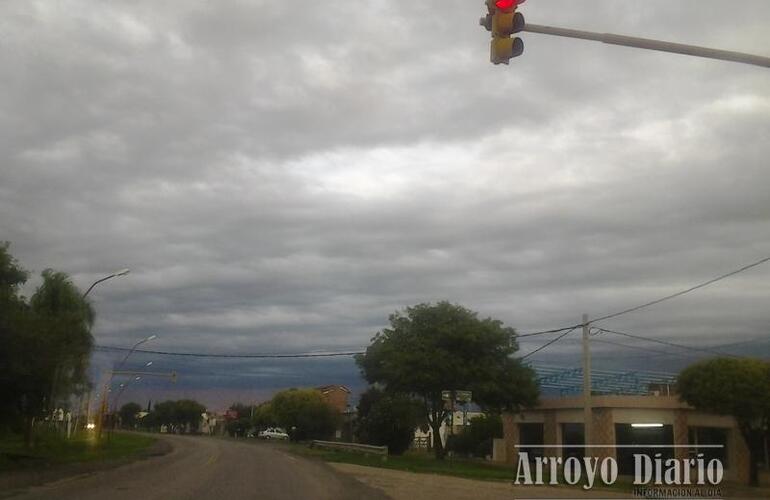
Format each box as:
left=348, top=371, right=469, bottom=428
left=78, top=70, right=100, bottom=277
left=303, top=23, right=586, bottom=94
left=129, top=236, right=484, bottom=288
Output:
left=688, top=427, right=728, bottom=468
left=561, top=423, right=585, bottom=459
left=615, top=423, right=674, bottom=475
left=519, top=423, right=544, bottom=460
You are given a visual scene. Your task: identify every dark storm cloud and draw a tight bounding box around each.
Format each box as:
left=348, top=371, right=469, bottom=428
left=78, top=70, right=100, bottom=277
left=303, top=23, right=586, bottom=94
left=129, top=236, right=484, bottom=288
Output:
left=1, top=1, right=769, bottom=406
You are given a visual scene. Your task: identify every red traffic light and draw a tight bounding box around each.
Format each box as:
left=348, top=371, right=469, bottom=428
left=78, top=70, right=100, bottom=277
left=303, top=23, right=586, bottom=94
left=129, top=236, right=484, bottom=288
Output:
left=495, top=0, right=524, bottom=9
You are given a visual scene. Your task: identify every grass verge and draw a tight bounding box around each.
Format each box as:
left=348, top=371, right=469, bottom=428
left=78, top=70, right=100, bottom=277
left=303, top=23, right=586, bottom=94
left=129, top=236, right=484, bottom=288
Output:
left=276, top=442, right=517, bottom=482
left=0, top=431, right=156, bottom=472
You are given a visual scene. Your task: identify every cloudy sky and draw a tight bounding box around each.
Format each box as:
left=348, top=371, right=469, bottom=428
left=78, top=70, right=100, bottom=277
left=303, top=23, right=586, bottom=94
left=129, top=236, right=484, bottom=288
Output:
left=1, top=0, right=769, bottom=409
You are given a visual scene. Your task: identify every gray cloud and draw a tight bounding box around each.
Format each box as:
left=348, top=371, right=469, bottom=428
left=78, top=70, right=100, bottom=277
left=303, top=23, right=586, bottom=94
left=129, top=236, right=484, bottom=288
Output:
left=1, top=0, right=769, bottom=409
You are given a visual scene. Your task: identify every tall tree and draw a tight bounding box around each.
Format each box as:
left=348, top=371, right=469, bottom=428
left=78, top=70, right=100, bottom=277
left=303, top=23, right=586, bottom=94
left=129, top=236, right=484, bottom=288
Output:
left=678, top=357, right=770, bottom=486
left=0, top=242, right=31, bottom=434
left=356, top=302, right=539, bottom=459
left=30, top=269, right=95, bottom=412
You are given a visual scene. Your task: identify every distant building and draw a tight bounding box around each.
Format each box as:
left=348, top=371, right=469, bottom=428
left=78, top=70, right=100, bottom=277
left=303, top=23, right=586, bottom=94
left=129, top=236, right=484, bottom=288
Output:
left=315, top=385, right=353, bottom=441
left=315, top=385, right=351, bottom=414
left=200, top=412, right=224, bottom=436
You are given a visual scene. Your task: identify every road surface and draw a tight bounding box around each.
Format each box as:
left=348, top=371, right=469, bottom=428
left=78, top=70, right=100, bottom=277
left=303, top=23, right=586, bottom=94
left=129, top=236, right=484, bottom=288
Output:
left=8, top=434, right=388, bottom=500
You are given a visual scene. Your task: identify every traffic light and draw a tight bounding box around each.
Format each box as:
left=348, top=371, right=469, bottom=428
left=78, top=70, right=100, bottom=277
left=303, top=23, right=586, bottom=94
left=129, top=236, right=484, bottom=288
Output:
left=480, top=0, right=525, bottom=65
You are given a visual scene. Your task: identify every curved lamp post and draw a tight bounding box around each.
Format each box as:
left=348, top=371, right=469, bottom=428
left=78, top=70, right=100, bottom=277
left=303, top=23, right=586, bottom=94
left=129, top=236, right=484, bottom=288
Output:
left=82, top=268, right=130, bottom=298
left=114, top=335, right=157, bottom=374
left=112, top=361, right=152, bottom=411
left=99, top=334, right=156, bottom=438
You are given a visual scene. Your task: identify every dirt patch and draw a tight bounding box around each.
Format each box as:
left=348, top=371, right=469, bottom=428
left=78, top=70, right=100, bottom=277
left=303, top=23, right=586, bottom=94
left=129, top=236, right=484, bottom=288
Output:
left=0, top=438, right=171, bottom=498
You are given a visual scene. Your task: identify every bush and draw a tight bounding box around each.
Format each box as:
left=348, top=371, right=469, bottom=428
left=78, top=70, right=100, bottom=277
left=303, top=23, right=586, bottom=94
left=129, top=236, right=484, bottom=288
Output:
left=447, top=413, right=502, bottom=458
left=355, top=388, right=421, bottom=455
left=271, top=389, right=338, bottom=441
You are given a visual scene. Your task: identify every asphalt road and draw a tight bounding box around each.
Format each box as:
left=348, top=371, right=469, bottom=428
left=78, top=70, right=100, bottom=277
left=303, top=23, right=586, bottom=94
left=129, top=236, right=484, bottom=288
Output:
left=9, top=434, right=389, bottom=500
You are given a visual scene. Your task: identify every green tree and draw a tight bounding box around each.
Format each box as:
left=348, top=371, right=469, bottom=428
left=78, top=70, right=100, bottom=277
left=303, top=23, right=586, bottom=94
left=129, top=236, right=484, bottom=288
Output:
left=252, top=402, right=277, bottom=430
left=355, top=387, right=421, bottom=455
left=119, top=402, right=142, bottom=429
left=0, top=242, right=31, bottom=435
left=356, top=302, right=539, bottom=459
left=150, top=400, right=206, bottom=433
left=678, top=358, right=770, bottom=486
left=0, top=245, right=96, bottom=446
left=270, top=389, right=338, bottom=441
left=151, top=400, right=177, bottom=431
left=30, top=269, right=95, bottom=412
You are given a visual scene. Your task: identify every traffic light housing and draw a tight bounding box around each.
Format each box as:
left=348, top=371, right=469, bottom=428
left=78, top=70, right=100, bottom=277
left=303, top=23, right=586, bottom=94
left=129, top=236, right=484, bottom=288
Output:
left=480, top=0, right=525, bottom=64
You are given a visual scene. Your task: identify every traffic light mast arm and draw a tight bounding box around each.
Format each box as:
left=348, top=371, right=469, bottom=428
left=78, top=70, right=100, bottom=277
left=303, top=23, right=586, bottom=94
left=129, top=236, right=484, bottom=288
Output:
left=522, top=23, right=770, bottom=69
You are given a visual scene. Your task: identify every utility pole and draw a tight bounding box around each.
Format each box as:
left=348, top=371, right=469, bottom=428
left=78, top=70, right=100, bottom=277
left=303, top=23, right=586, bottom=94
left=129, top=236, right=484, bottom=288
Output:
left=582, top=313, right=592, bottom=453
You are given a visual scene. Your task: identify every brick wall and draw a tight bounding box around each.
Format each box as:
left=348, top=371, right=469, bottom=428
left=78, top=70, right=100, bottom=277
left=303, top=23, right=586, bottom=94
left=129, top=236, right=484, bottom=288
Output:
left=673, top=410, right=689, bottom=460
left=543, top=411, right=558, bottom=458
left=729, top=427, right=750, bottom=484
left=592, top=407, right=616, bottom=462
left=502, top=412, right=519, bottom=467
left=316, top=386, right=349, bottom=413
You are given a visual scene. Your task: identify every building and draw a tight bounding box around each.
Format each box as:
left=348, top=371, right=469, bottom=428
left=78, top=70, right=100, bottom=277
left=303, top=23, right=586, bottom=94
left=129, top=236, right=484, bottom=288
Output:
left=315, top=385, right=352, bottom=440
left=501, top=394, right=752, bottom=484
left=315, top=385, right=351, bottom=414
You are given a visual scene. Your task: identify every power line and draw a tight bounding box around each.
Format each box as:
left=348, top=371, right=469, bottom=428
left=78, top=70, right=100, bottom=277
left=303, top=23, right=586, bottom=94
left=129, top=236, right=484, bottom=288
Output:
left=94, top=257, right=768, bottom=362
left=518, top=325, right=582, bottom=338
left=592, top=256, right=770, bottom=323
left=590, top=337, right=699, bottom=359
left=517, top=256, right=769, bottom=338
left=94, top=345, right=365, bottom=359
left=596, top=327, right=742, bottom=358
left=520, top=327, right=578, bottom=360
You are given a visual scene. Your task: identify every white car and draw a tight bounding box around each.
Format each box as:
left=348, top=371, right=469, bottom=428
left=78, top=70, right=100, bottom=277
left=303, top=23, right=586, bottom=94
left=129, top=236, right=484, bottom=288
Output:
left=258, top=427, right=289, bottom=440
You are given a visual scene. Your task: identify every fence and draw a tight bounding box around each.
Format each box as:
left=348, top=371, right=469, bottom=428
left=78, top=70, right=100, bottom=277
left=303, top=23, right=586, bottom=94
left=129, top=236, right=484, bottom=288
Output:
left=310, top=440, right=388, bottom=456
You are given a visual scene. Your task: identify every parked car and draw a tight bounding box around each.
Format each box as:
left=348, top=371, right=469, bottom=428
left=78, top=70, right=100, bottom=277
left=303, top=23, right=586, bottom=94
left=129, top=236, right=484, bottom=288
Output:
left=258, top=427, right=289, bottom=440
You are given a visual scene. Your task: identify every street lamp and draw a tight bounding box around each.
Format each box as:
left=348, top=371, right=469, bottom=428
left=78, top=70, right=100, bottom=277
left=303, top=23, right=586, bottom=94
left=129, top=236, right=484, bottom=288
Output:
left=113, top=376, right=143, bottom=413
left=98, top=334, right=156, bottom=438
left=112, top=362, right=151, bottom=410
left=114, top=335, right=157, bottom=374
left=82, top=268, right=130, bottom=298
left=69, top=268, right=130, bottom=432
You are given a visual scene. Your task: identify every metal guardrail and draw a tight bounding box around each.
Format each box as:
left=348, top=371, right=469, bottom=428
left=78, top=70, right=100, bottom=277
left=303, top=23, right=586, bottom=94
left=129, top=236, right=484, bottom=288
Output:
left=310, top=440, right=388, bottom=456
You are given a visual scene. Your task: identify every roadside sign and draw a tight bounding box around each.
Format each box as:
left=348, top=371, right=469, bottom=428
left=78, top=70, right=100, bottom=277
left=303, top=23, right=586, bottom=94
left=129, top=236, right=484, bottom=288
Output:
left=441, top=390, right=472, bottom=402
left=455, top=390, right=472, bottom=402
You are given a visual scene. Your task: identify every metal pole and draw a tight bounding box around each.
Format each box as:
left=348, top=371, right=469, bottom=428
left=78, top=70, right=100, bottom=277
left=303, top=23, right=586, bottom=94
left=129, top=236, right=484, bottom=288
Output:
left=82, top=269, right=130, bottom=298
left=523, top=24, right=770, bottom=69
left=582, top=314, right=592, bottom=452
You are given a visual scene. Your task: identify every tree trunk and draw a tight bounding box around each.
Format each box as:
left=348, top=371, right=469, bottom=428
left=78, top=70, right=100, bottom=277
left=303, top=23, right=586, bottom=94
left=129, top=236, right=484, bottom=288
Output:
left=431, top=420, right=445, bottom=460
left=740, top=425, right=759, bottom=487
left=24, top=416, right=34, bottom=448
left=748, top=445, right=758, bottom=487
